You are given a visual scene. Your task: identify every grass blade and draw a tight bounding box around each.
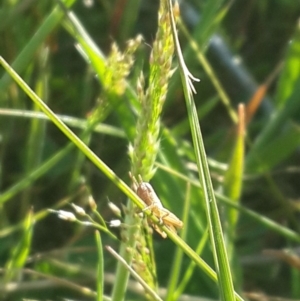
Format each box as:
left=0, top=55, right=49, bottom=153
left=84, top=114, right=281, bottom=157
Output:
left=95, top=231, right=104, bottom=301
left=167, top=1, right=236, bottom=300
left=0, top=0, right=77, bottom=93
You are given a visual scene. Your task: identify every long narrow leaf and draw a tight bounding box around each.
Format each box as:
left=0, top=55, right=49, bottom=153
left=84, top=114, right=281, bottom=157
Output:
left=166, top=1, right=236, bottom=300
left=95, top=231, right=104, bottom=301
left=0, top=0, right=77, bottom=93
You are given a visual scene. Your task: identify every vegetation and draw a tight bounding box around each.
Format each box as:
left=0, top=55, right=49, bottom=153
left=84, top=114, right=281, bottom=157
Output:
left=1, top=0, right=300, bottom=300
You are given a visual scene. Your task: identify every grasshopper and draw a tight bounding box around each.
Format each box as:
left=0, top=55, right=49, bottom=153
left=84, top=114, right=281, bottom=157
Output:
left=129, top=172, right=183, bottom=238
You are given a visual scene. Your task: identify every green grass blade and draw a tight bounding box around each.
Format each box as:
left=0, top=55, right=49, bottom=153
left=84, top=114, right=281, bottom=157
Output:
left=245, top=24, right=300, bottom=172
left=0, top=0, right=77, bottom=93
left=95, top=231, right=104, bottom=301
left=174, top=228, right=209, bottom=299
left=106, top=246, right=163, bottom=301
left=216, top=192, right=300, bottom=243
left=179, top=19, right=237, bottom=123
left=223, top=105, right=245, bottom=231
left=275, top=25, right=300, bottom=109
left=0, top=109, right=126, bottom=138
left=0, top=143, right=74, bottom=206
left=167, top=1, right=236, bottom=300
left=192, top=0, right=227, bottom=47
left=4, top=209, right=34, bottom=281
left=165, top=183, right=191, bottom=301
left=246, top=124, right=300, bottom=173
left=246, top=79, right=300, bottom=172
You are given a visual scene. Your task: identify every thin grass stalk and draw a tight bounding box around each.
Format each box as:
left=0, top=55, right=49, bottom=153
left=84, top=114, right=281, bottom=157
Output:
left=95, top=231, right=104, bottom=301
left=0, top=0, right=77, bottom=94
left=155, top=162, right=300, bottom=243
left=0, top=143, right=74, bottom=207
left=165, top=183, right=191, bottom=301
left=0, top=109, right=125, bottom=137
left=166, top=0, right=236, bottom=300
left=246, top=79, right=300, bottom=171
left=222, top=105, right=245, bottom=289
left=0, top=194, right=73, bottom=239
left=107, top=246, right=163, bottom=301
left=173, top=228, right=209, bottom=299
left=20, top=46, right=49, bottom=215
left=4, top=209, right=34, bottom=282
left=178, top=19, right=238, bottom=123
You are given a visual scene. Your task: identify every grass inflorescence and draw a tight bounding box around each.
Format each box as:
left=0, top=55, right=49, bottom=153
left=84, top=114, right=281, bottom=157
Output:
left=1, top=0, right=300, bottom=301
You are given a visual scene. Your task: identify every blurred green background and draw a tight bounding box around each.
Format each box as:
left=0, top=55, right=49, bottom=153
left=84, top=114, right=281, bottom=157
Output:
left=1, top=0, right=300, bottom=300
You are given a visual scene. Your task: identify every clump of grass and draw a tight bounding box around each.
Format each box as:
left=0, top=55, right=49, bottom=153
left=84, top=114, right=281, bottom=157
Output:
left=1, top=1, right=300, bottom=301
